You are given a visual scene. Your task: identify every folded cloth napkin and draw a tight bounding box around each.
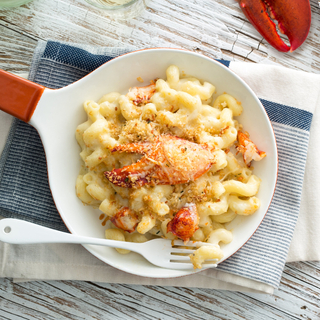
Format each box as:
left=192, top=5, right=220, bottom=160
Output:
left=1, top=40, right=320, bottom=294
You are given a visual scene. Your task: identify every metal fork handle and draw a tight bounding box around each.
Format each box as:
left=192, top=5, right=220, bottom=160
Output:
left=0, top=218, right=144, bottom=253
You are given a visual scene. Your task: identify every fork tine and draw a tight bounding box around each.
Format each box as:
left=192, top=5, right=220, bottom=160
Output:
left=171, top=240, right=215, bottom=248
left=201, top=262, right=218, bottom=268
left=171, top=241, right=196, bottom=247
left=169, top=255, right=192, bottom=261
left=166, top=261, right=217, bottom=270
left=165, top=262, right=196, bottom=270
left=171, top=248, right=195, bottom=254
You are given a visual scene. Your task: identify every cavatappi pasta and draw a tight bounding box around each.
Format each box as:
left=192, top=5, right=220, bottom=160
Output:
left=75, top=65, right=266, bottom=269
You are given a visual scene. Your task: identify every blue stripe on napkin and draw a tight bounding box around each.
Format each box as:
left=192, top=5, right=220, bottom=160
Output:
left=216, top=59, right=230, bottom=68
left=0, top=41, right=313, bottom=288
left=261, top=98, right=312, bottom=131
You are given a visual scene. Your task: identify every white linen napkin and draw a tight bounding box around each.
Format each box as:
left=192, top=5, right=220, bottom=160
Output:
left=229, top=63, right=320, bottom=264
left=1, top=42, right=320, bottom=294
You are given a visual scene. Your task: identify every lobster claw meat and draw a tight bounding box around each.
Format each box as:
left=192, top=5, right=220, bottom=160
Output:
left=239, top=0, right=311, bottom=52
left=167, top=203, right=199, bottom=242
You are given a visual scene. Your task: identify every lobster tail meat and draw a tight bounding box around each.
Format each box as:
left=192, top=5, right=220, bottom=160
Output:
left=104, top=135, right=215, bottom=188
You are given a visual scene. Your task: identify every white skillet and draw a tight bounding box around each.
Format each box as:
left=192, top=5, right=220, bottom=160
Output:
left=0, top=48, right=278, bottom=278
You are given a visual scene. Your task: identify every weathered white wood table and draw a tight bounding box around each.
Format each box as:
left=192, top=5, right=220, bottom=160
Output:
left=0, top=0, right=320, bottom=319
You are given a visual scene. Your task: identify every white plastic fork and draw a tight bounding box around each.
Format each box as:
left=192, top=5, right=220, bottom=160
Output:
left=0, top=218, right=218, bottom=270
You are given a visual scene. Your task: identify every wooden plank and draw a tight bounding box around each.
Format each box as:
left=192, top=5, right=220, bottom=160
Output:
left=0, top=0, right=319, bottom=72
left=0, top=23, right=37, bottom=72
left=1, top=277, right=319, bottom=320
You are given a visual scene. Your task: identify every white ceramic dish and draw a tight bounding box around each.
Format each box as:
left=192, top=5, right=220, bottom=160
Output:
left=0, top=49, right=278, bottom=278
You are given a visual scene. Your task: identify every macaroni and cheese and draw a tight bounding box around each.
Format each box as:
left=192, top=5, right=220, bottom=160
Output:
left=75, top=65, right=266, bottom=269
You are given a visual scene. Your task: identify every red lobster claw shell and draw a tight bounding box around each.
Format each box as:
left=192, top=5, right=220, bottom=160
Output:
left=239, top=0, right=311, bottom=52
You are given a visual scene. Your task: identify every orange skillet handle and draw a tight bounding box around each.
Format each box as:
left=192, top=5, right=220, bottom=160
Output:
left=0, top=69, right=45, bottom=123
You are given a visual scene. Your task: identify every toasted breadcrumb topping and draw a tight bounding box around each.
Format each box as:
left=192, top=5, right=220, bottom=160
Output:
left=118, top=119, right=161, bottom=144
